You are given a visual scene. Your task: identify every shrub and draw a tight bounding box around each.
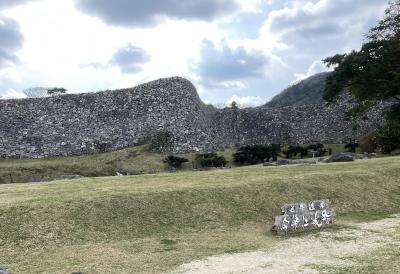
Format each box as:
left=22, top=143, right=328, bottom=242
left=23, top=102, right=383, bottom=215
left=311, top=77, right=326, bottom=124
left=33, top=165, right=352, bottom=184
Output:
left=195, top=153, right=228, bottom=168
left=282, top=145, right=308, bottom=159
left=282, top=144, right=327, bottom=159
left=233, top=144, right=281, bottom=164
left=150, top=131, right=173, bottom=152
left=375, top=121, right=400, bottom=153
left=93, top=140, right=110, bottom=153
left=307, top=143, right=327, bottom=157
left=163, top=155, right=189, bottom=169
left=359, top=133, right=377, bottom=153
left=344, top=142, right=359, bottom=153
left=282, top=145, right=298, bottom=159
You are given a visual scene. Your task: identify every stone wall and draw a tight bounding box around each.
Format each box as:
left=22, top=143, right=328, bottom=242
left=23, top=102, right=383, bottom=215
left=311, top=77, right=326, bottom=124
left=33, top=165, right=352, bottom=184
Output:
left=0, top=77, right=384, bottom=158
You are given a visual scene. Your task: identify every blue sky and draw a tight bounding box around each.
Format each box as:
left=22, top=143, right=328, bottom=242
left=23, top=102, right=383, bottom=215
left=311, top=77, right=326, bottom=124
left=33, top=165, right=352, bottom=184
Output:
left=0, top=0, right=389, bottom=107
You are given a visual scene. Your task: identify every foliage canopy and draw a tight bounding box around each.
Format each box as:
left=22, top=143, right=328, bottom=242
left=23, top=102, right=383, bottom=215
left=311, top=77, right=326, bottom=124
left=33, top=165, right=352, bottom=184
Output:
left=323, top=1, right=400, bottom=123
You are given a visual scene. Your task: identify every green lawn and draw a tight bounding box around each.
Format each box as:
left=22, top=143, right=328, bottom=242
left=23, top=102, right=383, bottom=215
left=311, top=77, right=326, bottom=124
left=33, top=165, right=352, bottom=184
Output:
left=0, top=145, right=237, bottom=184
left=0, top=143, right=352, bottom=184
left=0, top=156, right=399, bottom=273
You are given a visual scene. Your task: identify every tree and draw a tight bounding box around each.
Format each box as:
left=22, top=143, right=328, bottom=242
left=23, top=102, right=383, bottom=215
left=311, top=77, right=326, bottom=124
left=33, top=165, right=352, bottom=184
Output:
left=282, top=145, right=300, bottom=159
left=163, top=155, right=189, bottom=169
left=323, top=0, right=400, bottom=122
left=195, top=153, right=228, bottom=168
left=233, top=144, right=281, bottom=164
left=323, top=1, right=400, bottom=152
left=308, top=143, right=327, bottom=157
left=344, top=142, right=359, bottom=153
left=230, top=101, right=238, bottom=109
left=269, top=144, right=282, bottom=161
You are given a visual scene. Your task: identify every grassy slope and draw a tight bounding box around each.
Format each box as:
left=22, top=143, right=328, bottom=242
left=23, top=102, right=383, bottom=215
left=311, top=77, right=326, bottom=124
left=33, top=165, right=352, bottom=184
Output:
left=0, top=156, right=399, bottom=273
left=0, top=144, right=349, bottom=184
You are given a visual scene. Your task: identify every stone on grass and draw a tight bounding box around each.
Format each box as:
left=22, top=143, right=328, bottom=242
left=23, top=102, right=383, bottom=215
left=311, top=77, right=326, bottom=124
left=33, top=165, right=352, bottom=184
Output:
left=390, top=149, right=400, bottom=156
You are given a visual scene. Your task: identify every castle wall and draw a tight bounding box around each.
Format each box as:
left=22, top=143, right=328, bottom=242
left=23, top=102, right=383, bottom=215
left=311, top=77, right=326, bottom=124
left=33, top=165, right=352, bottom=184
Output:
left=0, top=77, right=383, bottom=158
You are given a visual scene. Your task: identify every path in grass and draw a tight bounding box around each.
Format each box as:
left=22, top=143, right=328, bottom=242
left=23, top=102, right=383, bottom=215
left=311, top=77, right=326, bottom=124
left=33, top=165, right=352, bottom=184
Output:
left=172, top=215, right=400, bottom=274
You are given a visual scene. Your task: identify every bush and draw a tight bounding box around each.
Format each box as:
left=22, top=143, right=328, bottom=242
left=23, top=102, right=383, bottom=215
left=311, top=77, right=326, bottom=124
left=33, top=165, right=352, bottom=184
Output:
left=163, top=155, right=189, bottom=169
left=282, top=145, right=299, bottom=159
left=375, top=121, right=400, bottom=153
left=344, top=142, right=359, bottom=153
left=359, top=133, right=377, bottom=153
left=93, top=140, right=110, bottom=153
left=233, top=144, right=281, bottom=164
left=150, top=131, right=173, bottom=152
left=282, top=144, right=327, bottom=159
left=195, top=153, right=228, bottom=168
left=307, top=143, right=328, bottom=157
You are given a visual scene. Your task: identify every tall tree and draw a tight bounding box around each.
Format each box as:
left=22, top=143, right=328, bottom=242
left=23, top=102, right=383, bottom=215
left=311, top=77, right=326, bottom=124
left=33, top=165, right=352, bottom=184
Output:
left=323, top=0, right=400, bottom=122
left=323, top=1, right=400, bottom=152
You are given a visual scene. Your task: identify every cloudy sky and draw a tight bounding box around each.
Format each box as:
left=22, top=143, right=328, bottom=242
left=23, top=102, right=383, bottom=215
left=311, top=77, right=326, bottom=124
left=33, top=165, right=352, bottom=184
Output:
left=0, top=0, right=388, bottom=106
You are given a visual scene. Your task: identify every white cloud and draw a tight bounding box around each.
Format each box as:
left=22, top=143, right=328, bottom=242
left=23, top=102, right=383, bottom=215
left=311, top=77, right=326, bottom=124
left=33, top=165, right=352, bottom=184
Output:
left=226, top=95, right=265, bottom=108
left=0, top=0, right=391, bottom=105
left=0, top=88, right=27, bottom=99
left=74, top=0, right=240, bottom=27
left=293, top=60, right=329, bottom=83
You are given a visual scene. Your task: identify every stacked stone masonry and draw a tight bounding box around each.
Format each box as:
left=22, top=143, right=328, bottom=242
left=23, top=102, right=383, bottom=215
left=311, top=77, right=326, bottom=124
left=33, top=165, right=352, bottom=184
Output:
left=0, top=77, right=384, bottom=158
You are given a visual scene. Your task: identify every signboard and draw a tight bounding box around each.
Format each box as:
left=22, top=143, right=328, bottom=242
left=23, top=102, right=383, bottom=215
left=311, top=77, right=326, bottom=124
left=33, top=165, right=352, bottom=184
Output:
left=272, top=199, right=336, bottom=235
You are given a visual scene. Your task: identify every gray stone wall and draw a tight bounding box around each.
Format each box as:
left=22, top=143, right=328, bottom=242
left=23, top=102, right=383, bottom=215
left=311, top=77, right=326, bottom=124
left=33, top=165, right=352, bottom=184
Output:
left=0, top=77, right=384, bottom=158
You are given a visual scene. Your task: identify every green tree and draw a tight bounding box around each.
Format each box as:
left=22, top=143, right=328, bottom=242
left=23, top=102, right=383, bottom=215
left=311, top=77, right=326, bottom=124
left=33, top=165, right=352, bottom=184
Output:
left=323, top=1, right=400, bottom=152
left=195, top=153, right=228, bottom=168
left=308, top=143, right=327, bottom=157
left=233, top=144, right=281, bottom=164
left=323, top=0, right=400, bottom=122
left=344, top=142, right=359, bottom=153
left=163, top=155, right=189, bottom=169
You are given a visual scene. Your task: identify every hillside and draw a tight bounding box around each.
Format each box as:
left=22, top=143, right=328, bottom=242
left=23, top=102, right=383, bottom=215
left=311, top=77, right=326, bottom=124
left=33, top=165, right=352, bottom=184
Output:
left=0, top=156, right=399, bottom=273
left=266, top=72, right=330, bottom=107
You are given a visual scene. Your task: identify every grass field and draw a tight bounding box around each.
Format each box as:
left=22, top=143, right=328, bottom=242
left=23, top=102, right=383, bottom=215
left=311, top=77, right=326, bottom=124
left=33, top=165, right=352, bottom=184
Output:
left=0, top=143, right=351, bottom=184
left=0, top=156, right=399, bottom=273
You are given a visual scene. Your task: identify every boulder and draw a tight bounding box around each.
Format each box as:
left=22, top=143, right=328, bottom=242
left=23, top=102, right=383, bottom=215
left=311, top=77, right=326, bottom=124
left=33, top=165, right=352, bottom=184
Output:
left=318, top=156, right=329, bottom=162
left=325, top=153, right=355, bottom=163
left=390, top=149, right=400, bottom=156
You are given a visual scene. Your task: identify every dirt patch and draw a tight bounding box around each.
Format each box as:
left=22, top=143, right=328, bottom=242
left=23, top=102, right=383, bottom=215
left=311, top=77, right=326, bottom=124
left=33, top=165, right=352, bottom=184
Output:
left=172, top=215, right=400, bottom=274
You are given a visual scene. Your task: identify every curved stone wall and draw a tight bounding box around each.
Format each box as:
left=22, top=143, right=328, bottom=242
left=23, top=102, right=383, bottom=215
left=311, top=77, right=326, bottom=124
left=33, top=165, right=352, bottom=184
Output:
left=0, top=77, right=383, bottom=158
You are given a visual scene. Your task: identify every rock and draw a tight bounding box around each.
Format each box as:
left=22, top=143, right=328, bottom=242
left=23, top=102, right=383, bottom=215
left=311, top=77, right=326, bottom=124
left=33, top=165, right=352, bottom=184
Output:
left=390, top=149, right=400, bottom=156
left=318, top=157, right=329, bottom=162
left=277, top=159, right=316, bottom=166
left=354, top=153, right=370, bottom=159
left=116, top=171, right=129, bottom=176
left=325, top=153, right=355, bottom=163
left=0, top=267, right=11, bottom=274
